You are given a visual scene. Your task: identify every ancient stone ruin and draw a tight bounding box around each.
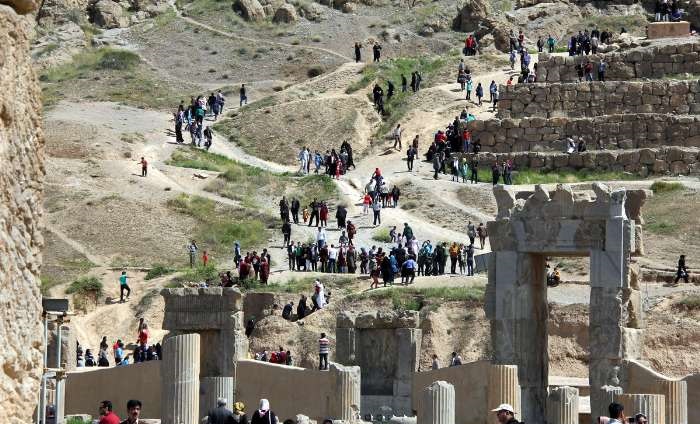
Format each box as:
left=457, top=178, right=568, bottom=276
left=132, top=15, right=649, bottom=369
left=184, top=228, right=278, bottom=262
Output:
left=0, top=0, right=45, bottom=421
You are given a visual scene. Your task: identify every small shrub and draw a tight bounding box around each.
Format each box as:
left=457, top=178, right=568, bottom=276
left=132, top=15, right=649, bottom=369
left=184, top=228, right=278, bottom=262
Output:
left=372, top=227, right=393, bottom=243
left=66, top=276, right=103, bottom=297
left=145, top=265, right=176, bottom=280
left=173, top=264, right=220, bottom=284
left=307, top=66, right=324, bottom=78
left=651, top=181, right=684, bottom=193
left=97, top=49, right=140, bottom=70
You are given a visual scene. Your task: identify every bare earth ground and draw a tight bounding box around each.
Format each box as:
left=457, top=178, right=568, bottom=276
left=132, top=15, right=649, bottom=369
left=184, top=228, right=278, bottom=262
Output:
left=38, top=4, right=700, bottom=385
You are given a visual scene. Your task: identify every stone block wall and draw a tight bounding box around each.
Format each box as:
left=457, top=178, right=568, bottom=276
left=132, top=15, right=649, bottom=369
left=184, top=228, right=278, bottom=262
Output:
left=0, top=1, right=45, bottom=423
left=537, top=39, right=700, bottom=83
left=497, top=80, right=700, bottom=119
left=469, top=114, right=700, bottom=153
left=467, top=146, right=700, bottom=176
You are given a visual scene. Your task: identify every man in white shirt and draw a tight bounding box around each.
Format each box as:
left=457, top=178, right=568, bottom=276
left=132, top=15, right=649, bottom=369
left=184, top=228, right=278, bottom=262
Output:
left=327, top=244, right=338, bottom=273
left=393, top=124, right=403, bottom=150
left=316, top=227, right=326, bottom=249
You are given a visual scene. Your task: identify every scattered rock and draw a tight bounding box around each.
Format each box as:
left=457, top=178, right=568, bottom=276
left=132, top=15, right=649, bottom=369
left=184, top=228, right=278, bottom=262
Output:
left=89, top=0, right=130, bottom=28
left=272, top=3, right=298, bottom=23
left=232, top=0, right=266, bottom=21
left=418, top=25, right=434, bottom=37
left=31, top=21, right=87, bottom=70
left=341, top=2, right=356, bottom=13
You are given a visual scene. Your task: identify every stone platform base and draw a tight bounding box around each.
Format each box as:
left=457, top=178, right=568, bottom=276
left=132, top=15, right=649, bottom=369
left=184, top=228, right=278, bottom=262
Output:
left=647, top=21, right=690, bottom=39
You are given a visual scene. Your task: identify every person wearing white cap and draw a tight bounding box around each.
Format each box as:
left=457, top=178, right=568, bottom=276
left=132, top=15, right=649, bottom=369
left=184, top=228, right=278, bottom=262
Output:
left=491, top=403, right=520, bottom=424
left=251, top=399, right=277, bottom=424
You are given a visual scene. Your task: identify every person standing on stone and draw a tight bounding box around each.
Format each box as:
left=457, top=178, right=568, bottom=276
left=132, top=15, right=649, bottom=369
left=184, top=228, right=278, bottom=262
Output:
left=120, top=399, right=142, bottom=424
left=491, top=403, right=520, bottom=424
left=207, top=398, right=235, bottom=424
left=372, top=42, right=382, bottom=62
left=118, top=271, right=131, bottom=303
left=251, top=399, right=277, bottom=424
left=354, top=42, right=362, bottom=63
left=98, top=400, right=120, bottom=424
left=318, top=333, right=330, bottom=370
left=239, top=84, right=247, bottom=106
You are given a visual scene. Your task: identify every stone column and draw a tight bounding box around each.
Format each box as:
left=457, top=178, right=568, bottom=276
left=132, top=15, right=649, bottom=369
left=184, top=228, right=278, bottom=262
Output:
left=591, top=385, right=622, bottom=421
left=657, top=380, right=687, bottom=424
left=161, top=334, right=200, bottom=424
left=613, top=393, right=665, bottom=424
left=329, top=363, right=361, bottom=420
left=418, top=381, right=455, bottom=424
left=487, top=365, right=521, bottom=416
left=199, top=377, right=234, bottom=421
left=394, top=327, right=421, bottom=415
left=546, top=386, right=578, bottom=424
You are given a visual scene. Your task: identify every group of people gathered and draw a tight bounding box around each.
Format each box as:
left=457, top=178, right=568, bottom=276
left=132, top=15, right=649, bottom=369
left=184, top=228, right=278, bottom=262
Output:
left=173, top=94, right=222, bottom=148
left=297, top=140, right=356, bottom=177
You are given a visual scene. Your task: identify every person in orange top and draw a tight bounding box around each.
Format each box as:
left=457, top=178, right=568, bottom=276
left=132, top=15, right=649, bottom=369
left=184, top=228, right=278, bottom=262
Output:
left=362, top=193, right=372, bottom=215
left=202, top=250, right=209, bottom=266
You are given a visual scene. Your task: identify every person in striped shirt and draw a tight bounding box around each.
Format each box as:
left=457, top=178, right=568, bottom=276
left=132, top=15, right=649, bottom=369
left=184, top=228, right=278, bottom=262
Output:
left=319, top=333, right=330, bottom=370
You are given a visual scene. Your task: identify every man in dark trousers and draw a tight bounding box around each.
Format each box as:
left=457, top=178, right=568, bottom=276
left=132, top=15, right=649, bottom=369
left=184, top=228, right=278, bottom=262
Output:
left=281, top=221, right=291, bottom=246
left=290, top=198, right=300, bottom=224
left=372, top=42, right=382, bottom=62
left=675, top=254, right=689, bottom=284
left=308, top=199, right=320, bottom=227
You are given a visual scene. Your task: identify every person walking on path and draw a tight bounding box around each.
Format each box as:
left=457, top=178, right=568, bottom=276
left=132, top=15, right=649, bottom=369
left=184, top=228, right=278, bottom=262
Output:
left=139, top=157, right=148, bottom=177
left=432, top=152, right=441, bottom=180
left=466, top=243, right=475, bottom=276
left=318, top=333, right=330, bottom=370
left=476, top=82, right=484, bottom=106
left=477, top=222, right=488, bottom=249
left=675, top=254, right=689, bottom=284
left=406, top=145, right=416, bottom=172
left=393, top=124, right=403, bottom=150
left=373, top=42, right=382, bottom=62
left=354, top=42, right=362, bottom=63
left=239, top=84, right=247, bottom=106
left=372, top=200, right=382, bottom=226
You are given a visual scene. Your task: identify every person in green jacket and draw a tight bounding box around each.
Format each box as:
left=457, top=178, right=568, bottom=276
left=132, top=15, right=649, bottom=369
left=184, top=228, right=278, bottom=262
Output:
left=403, top=223, right=414, bottom=242
left=465, top=79, right=473, bottom=101
left=460, top=158, right=469, bottom=183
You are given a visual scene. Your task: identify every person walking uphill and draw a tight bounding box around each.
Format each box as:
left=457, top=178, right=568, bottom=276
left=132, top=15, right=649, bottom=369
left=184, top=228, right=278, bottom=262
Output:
left=318, top=333, right=330, bottom=370
left=354, top=42, right=362, bottom=63
left=373, top=42, right=382, bottom=62
left=139, top=157, right=147, bottom=177
left=239, top=84, right=247, bottom=106
left=118, top=271, right=131, bottom=303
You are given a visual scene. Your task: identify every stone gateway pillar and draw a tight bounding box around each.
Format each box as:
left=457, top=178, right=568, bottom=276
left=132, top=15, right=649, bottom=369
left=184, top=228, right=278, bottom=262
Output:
left=161, top=334, right=201, bottom=424
left=546, top=386, right=578, bottom=424
left=487, top=365, right=521, bottom=415
left=418, top=381, right=455, bottom=424
left=657, top=380, right=687, bottom=424
left=199, top=377, right=235, bottom=421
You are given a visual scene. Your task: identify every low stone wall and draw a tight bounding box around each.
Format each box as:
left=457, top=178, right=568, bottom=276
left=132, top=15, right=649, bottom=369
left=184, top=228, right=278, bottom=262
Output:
left=236, top=360, right=360, bottom=422
left=537, top=39, right=700, bottom=83
left=412, top=361, right=520, bottom=424
left=497, top=81, right=700, bottom=119
left=65, top=361, right=162, bottom=419
left=469, top=114, right=700, bottom=153
left=464, top=146, right=700, bottom=175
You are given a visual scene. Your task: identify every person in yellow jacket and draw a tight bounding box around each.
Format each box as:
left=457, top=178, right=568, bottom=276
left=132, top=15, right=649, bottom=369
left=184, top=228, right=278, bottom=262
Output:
left=449, top=242, right=460, bottom=274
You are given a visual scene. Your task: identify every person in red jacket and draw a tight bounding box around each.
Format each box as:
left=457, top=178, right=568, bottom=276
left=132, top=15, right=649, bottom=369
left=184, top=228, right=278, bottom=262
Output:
left=98, top=400, right=120, bottom=424
left=320, top=202, right=329, bottom=227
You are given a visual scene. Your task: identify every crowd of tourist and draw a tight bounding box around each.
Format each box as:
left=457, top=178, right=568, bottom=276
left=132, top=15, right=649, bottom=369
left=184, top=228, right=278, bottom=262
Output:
left=77, top=319, right=159, bottom=369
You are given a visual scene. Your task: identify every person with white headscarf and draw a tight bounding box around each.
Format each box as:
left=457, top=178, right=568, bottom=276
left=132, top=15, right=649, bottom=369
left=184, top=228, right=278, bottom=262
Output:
left=313, top=279, right=326, bottom=309
left=251, top=399, right=277, bottom=424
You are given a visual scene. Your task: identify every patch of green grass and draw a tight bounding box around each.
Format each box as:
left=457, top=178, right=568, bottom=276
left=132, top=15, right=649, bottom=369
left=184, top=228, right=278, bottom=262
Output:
left=651, top=181, right=684, bottom=193
left=645, top=189, right=697, bottom=236
left=67, top=417, right=91, bottom=424
left=167, top=193, right=272, bottom=254
left=350, top=286, right=484, bottom=311
left=145, top=265, right=177, bottom=280
left=577, top=14, right=648, bottom=37
left=675, top=294, right=700, bottom=310
left=66, top=276, right=103, bottom=297
left=172, top=264, right=220, bottom=283
left=511, top=169, right=636, bottom=185
left=372, top=227, right=393, bottom=243
left=39, top=47, right=198, bottom=110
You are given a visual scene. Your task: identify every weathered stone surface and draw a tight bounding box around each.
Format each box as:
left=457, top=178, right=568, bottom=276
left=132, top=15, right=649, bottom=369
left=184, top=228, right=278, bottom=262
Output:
left=233, top=0, right=265, bottom=21
left=546, top=386, right=578, bottom=424
left=0, top=6, right=44, bottom=423
left=272, top=3, right=297, bottom=23
left=89, top=0, right=129, bottom=28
